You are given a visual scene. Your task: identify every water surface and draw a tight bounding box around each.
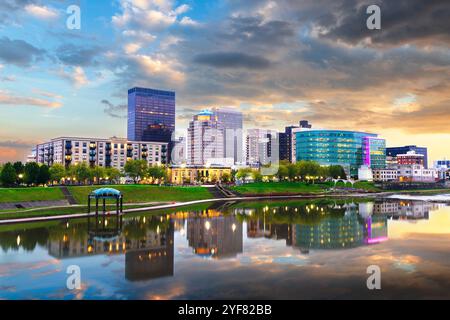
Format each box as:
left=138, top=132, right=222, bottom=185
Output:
left=1, top=197, right=449, bottom=299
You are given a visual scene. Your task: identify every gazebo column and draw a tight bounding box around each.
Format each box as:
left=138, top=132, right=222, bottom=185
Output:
left=88, top=197, right=91, bottom=214
left=103, top=198, right=106, bottom=214
left=95, top=198, right=99, bottom=218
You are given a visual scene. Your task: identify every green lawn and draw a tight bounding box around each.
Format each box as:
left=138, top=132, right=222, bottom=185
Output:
left=0, top=187, right=65, bottom=203
left=231, top=182, right=327, bottom=195
left=67, top=185, right=213, bottom=204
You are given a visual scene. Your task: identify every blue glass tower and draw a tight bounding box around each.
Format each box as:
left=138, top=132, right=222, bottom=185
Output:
left=294, top=130, right=386, bottom=176
left=127, top=87, right=175, bottom=142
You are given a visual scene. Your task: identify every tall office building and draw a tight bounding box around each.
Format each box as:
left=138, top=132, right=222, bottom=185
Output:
left=386, top=145, right=428, bottom=168
left=127, top=87, right=175, bottom=142
left=187, top=110, right=225, bottom=166
left=246, top=129, right=276, bottom=166
left=294, top=130, right=386, bottom=177
left=212, top=108, right=244, bottom=165
left=279, top=120, right=312, bottom=162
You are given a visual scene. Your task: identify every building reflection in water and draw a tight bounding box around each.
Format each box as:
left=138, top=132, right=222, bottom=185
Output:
left=186, top=210, right=243, bottom=259
left=47, top=215, right=174, bottom=282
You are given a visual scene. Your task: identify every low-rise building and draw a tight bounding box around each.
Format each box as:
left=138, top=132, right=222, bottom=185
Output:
left=169, top=165, right=232, bottom=184
left=34, top=136, right=168, bottom=170
left=398, top=164, right=437, bottom=183
left=372, top=168, right=399, bottom=182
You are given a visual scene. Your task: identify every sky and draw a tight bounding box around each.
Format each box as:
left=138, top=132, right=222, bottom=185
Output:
left=0, top=0, right=449, bottom=164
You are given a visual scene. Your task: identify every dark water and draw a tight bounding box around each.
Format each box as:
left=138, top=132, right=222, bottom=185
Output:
left=1, top=198, right=449, bottom=300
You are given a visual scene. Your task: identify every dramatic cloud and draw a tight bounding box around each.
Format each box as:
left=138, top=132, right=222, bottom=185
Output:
left=101, top=99, right=127, bottom=119
left=57, top=66, right=88, bottom=87
left=0, top=37, right=45, bottom=67
left=193, top=52, right=272, bottom=69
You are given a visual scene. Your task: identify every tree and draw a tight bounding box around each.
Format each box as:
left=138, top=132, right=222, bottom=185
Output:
left=13, top=161, right=24, bottom=184
left=328, top=165, right=347, bottom=179
left=235, top=168, right=252, bottom=181
left=147, top=166, right=167, bottom=184
left=73, top=163, right=92, bottom=185
left=287, top=163, right=298, bottom=181
left=24, top=162, right=40, bottom=186
left=49, top=164, right=66, bottom=185
left=0, top=163, right=17, bottom=187
left=252, top=170, right=263, bottom=182
left=105, top=167, right=121, bottom=184
left=37, top=165, right=50, bottom=185
left=277, top=164, right=288, bottom=181
left=221, top=172, right=231, bottom=183
left=90, top=166, right=106, bottom=184
left=124, top=159, right=148, bottom=183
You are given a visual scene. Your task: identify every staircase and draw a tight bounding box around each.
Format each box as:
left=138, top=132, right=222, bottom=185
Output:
left=59, top=186, right=77, bottom=205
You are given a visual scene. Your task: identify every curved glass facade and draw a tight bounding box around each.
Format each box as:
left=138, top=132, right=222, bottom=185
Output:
left=295, top=130, right=386, bottom=176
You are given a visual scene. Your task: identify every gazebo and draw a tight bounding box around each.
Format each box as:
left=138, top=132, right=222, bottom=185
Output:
left=88, top=187, right=123, bottom=216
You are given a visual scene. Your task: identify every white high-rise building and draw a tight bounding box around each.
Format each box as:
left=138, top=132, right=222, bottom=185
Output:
left=34, top=136, right=168, bottom=170
left=246, top=129, right=276, bottom=166
left=212, top=108, right=244, bottom=165
left=187, top=110, right=226, bottom=166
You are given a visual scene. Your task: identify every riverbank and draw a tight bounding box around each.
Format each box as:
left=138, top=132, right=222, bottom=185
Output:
left=1, top=189, right=449, bottom=225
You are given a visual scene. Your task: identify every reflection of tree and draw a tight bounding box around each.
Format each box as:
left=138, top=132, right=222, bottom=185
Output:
left=235, top=205, right=347, bottom=226
left=123, top=216, right=170, bottom=240
left=0, top=228, right=49, bottom=252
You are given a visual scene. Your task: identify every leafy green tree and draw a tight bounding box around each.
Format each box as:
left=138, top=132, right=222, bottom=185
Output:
left=1, top=163, right=17, bottom=187
left=124, top=159, right=148, bottom=183
left=236, top=168, right=252, bottom=181
left=287, top=163, right=298, bottom=181
left=105, top=167, right=121, bottom=184
left=90, top=166, right=106, bottom=184
left=252, top=170, right=263, bottom=182
left=24, top=162, right=40, bottom=186
left=276, top=164, right=288, bottom=181
left=13, top=161, right=24, bottom=184
left=37, top=165, right=50, bottom=185
left=328, top=165, right=347, bottom=179
left=73, top=163, right=92, bottom=185
left=147, top=166, right=167, bottom=183
left=221, top=172, right=231, bottom=183
left=49, top=164, right=66, bottom=185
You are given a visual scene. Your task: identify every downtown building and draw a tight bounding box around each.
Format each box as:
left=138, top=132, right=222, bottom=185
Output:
left=279, top=120, right=312, bottom=162
left=386, top=145, right=428, bottom=168
left=212, top=107, right=244, bottom=165
left=127, top=87, right=175, bottom=161
left=34, top=136, right=168, bottom=170
left=246, top=128, right=278, bottom=167
left=294, top=130, right=386, bottom=177
left=187, top=110, right=226, bottom=166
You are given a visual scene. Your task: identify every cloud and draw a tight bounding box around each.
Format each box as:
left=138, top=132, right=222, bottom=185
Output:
left=56, top=44, right=100, bottom=67
left=0, top=37, right=45, bottom=67
left=0, top=90, right=62, bottom=108
left=179, top=17, right=200, bottom=27
left=101, top=100, right=127, bottom=119
left=57, top=66, right=88, bottom=87
left=193, top=52, right=272, bottom=69
left=25, top=4, right=59, bottom=20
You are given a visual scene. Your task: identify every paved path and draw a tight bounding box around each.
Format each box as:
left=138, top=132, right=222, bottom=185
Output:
left=0, top=200, right=69, bottom=210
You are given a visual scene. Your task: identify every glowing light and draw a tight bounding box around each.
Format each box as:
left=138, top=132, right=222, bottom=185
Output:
left=232, top=224, right=236, bottom=232
left=16, top=235, right=20, bottom=246
left=367, top=237, right=388, bottom=244
left=205, top=221, right=211, bottom=230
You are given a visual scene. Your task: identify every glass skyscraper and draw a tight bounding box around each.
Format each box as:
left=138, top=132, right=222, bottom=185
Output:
left=127, top=87, right=175, bottom=142
left=294, top=130, right=386, bottom=176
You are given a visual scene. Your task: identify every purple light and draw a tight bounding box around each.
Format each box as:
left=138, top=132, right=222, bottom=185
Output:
left=363, top=137, right=371, bottom=166
left=367, top=236, right=388, bottom=244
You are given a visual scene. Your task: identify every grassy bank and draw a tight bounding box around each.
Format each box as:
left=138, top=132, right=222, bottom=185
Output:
left=231, top=182, right=327, bottom=195
left=67, top=185, right=213, bottom=204
left=0, top=187, right=65, bottom=203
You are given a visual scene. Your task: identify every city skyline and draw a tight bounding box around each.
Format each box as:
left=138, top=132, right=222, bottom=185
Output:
left=1, top=0, right=449, bottom=163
